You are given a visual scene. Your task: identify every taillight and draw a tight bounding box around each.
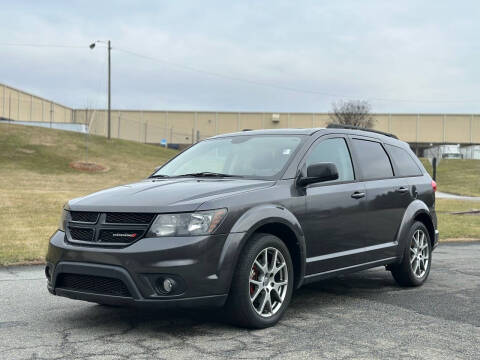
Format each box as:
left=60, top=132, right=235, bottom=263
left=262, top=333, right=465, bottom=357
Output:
left=431, top=180, right=437, bottom=192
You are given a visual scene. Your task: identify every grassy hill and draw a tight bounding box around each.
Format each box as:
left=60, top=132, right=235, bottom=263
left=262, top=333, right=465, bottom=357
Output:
left=0, top=123, right=178, bottom=265
left=0, top=124, right=478, bottom=265
left=420, top=158, right=480, bottom=241
left=420, top=158, right=480, bottom=197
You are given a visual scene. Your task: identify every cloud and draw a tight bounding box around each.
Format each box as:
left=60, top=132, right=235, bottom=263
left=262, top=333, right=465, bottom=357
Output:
left=1, top=0, right=479, bottom=113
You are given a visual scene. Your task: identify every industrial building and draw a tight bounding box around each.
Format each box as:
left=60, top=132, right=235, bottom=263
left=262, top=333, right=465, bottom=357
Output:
left=1, top=82, right=479, bottom=154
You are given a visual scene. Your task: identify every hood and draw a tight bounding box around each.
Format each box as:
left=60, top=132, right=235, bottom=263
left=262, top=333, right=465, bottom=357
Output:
left=67, top=178, right=274, bottom=213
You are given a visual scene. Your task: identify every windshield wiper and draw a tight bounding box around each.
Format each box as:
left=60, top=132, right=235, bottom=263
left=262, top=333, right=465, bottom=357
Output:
left=176, top=172, right=241, bottom=178
left=150, top=174, right=170, bottom=178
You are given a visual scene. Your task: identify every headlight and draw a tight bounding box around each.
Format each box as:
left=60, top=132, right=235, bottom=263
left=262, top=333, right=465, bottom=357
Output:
left=59, top=209, right=68, bottom=231
left=147, top=209, right=227, bottom=237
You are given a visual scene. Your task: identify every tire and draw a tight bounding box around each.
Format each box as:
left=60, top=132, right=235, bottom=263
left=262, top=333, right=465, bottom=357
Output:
left=390, top=221, right=432, bottom=287
left=225, top=233, right=294, bottom=328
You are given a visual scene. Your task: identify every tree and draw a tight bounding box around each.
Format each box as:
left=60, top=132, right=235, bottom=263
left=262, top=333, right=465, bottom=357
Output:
left=329, top=100, right=375, bottom=128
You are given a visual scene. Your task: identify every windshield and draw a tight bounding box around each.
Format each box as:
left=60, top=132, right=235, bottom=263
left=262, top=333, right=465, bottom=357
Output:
left=154, top=135, right=304, bottom=179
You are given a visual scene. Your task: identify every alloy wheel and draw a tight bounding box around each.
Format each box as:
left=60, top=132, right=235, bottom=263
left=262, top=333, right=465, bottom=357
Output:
left=249, top=247, right=288, bottom=318
left=410, top=229, right=429, bottom=278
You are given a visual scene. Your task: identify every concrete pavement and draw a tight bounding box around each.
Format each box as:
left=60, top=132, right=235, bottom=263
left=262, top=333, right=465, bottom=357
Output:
left=0, top=242, right=479, bottom=359
left=436, top=191, right=480, bottom=201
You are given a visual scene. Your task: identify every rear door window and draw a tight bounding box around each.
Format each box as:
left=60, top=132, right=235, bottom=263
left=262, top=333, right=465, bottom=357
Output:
left=385, top=144, right=422, bottom=177
left=351, top=139, right=393, bottom=179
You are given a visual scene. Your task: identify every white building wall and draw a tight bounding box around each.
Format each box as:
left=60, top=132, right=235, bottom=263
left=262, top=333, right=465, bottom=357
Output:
left=460, top=145, right=480, bottom=160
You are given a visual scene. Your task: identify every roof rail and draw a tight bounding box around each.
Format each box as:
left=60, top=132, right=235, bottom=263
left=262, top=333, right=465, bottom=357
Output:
left=326, top=123, right=398, bottom=139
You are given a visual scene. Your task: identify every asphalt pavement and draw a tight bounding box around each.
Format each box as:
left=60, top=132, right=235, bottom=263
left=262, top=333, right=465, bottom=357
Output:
left=0, top=242, right=479, bottom=360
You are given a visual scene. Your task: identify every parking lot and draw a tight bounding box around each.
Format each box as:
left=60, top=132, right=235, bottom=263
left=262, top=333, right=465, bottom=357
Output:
left=1, top=242, right=479, bottom=360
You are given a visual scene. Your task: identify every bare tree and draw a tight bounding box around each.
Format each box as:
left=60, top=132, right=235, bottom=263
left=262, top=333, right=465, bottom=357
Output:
left=329, top=100, right=375, bottom=128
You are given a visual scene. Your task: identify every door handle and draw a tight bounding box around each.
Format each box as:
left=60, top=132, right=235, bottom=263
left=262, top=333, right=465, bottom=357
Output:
left=351, top=191, right=365, bottom=199
left=396, top=186, right=409, bottom=193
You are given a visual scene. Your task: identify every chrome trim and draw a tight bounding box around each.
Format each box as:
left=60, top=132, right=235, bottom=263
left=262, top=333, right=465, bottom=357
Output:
left=304, top=257, right=397, bottom=279
left=306, top=242, right=397, bottom=263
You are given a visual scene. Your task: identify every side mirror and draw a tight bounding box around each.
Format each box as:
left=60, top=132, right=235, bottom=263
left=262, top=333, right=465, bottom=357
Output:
left=297, top=162, right=339, bottom=186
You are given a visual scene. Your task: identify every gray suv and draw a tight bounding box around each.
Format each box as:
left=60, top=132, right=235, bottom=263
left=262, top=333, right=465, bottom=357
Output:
left=46, top=125, right=438, bottom=328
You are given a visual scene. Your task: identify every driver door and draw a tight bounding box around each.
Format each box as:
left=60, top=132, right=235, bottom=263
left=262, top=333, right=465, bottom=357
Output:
left=298, top=135, right=368, bottom=275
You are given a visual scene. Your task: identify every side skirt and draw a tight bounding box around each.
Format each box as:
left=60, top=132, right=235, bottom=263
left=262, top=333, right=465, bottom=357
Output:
left=302, top=257, right=397, bottom=285
left=304, top=242, right=398, bottom=275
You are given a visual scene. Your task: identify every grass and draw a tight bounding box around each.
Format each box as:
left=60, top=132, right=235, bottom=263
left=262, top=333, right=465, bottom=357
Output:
left=436, top=199, right=480, bottom=240
left=420, top=158, right=480, bottom=197
left=0, top=124, right=478, bottom=265
left=419, top=158, right=480, bottom=239
left=0, top=123, right=177, bottom=265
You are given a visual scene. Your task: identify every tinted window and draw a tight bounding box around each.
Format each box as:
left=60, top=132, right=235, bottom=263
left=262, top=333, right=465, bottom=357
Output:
left=306, top=138, right=354, bottom=181
left=155, top=135, right=303, bottom=179
left=386, top=144, right=422, bottom=176
left=352, top=139, right=393, bottom=179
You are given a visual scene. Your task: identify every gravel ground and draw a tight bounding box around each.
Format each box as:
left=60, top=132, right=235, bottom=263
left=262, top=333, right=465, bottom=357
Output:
left=0, top=242, right=479, bottom=360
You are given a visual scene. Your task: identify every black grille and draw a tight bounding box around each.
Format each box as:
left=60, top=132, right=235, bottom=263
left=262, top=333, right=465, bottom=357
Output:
left=56, top=273, right=131, bottom=297
left=105, top=213, right=155, bottom=224
left=70, top=211, right=99, bottom=223
left=98, top=229, right=142, bottom=243
left=66, top=212, right=153, bottom=246
left=69, top=227, right=94, bottom=242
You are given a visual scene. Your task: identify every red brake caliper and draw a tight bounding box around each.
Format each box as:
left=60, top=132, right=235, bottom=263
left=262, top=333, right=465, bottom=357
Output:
left=250, top=266, right=257, bottom=295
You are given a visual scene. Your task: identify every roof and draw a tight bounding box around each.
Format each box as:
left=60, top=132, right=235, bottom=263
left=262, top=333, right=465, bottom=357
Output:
left=326, top=124, right=398, bottom=139
left=208, top=127, right=408, bottom=148
left=210, top=128, right=320, bottom=137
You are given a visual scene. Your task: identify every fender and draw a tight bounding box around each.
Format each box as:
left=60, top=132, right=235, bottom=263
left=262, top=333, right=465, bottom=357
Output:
left=217, top=204, right=307, bottom=290
left=394, top=199, right=433, bottom=262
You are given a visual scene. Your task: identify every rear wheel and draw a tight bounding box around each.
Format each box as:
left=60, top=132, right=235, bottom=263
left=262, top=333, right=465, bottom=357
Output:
left=225, top=233, right=294, bottom=328
left=391, top=221, right=432, bottom=286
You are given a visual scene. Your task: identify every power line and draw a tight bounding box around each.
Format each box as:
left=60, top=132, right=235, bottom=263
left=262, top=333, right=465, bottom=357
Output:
left=114, top=46, right=480, bottom=104
left=1, top=42, right=478, bottom=104
left=0, top=42, right=86, bottom=49
left=115, top=47, right=377, bottom=101
left=114, top=47, right=348, bottom=99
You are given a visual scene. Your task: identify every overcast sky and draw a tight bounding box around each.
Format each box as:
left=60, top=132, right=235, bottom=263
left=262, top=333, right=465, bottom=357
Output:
left=1, top=1, right=479, bottom=113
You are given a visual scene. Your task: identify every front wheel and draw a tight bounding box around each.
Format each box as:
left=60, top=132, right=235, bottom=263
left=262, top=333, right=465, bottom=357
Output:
left=225, top=233, right=294, bottom=328
left=391, top=221, right=432, bottom=287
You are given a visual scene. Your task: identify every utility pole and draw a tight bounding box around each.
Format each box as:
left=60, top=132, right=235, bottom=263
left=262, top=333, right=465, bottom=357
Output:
left=90, top=40, right=112, bottom=139
left=107, top=40, right=111, bottom=139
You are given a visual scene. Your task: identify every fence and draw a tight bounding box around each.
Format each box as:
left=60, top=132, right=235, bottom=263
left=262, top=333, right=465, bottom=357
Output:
left=77, top=109, right=205, bottom=145
left=2, top=83, right=480, bottom=146
left=78, top=110, right=480, bottom=145
left=0, top=83, right=73, bottom=125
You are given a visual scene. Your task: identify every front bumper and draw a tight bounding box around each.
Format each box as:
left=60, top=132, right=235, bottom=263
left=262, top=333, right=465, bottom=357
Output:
left=433, top=229, right=439, bottom=250
left=46, top=230, right=244, bottom=308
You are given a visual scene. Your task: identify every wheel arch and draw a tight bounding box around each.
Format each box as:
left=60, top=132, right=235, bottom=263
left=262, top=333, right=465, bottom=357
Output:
left=252, top=222, right=304, bottom=290
left=219, top=205, right=307, bottom=291
left=395, top=200, right=435, bottom=261
left=413, top=212, right=435, bottom=249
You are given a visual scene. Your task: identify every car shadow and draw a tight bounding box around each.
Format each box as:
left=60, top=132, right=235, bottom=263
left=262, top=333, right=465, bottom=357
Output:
left=301, top=268, right=399, bottom=295
left=58, top=267, right=402, bottom=333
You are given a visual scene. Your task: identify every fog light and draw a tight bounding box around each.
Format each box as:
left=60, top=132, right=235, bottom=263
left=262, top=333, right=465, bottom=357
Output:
left=163, top=278, right=175, bottom=293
